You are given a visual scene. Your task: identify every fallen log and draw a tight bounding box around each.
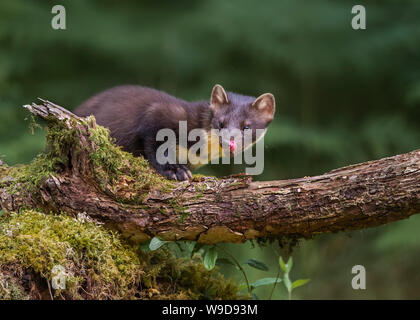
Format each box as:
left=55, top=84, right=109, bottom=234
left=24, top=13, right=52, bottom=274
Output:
left=0, top=99, right=419, bottom=244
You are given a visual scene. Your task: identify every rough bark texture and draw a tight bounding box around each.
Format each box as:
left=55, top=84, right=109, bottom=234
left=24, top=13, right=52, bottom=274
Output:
left=1, top=100, right=420, bottom=244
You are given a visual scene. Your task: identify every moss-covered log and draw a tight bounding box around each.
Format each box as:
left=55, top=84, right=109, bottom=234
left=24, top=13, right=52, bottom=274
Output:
left=0, top=210, right=238, bottom=300
left=1, top=99, right=420, bottom=245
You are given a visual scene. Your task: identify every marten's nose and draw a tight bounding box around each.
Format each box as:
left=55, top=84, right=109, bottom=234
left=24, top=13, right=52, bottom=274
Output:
left=229, top=140, right=237, bottom=152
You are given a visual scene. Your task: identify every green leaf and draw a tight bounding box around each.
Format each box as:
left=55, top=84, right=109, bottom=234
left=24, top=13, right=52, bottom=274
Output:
left=244, top=259, right=269, bottom=271
left=237, top=283, right=248, bottom=291
left=283, top=273, right=292, bottom=293
left=203, top=247, right=218, bottom=270
left=0, top=209, right=5, bottom=217
left=292, top=279, right=310, bottom=289
left=216, top=258, right=238, bottom=269
left=182, top=241, right=196, bottom=255
left=286, top=257, right=293, bottom=273
left=140, top=242, right=151, bottom=252
left=279, top=256, right=293, bottom=273
left=191, top=242, right=205, bottom=258
left=251, top=277, right=282, bottom=288
left=279, top=256, right=287, bottom=272
left=149, top=237, right=169, bottom=251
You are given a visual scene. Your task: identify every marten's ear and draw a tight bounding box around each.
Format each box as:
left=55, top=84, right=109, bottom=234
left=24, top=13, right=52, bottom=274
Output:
left=210, top=84, right=229, bottom=107
left=252, top=93, right=275, bottom=122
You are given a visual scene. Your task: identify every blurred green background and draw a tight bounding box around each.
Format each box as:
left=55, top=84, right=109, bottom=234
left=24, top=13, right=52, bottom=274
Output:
left=1, top=0, right=420, bottom=299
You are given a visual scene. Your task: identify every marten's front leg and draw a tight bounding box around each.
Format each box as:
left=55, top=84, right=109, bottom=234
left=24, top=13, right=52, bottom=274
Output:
left=164, top=164, right=192, bottom=181
left=143, top=137, right=192, bottom=181
left=154, top=162, right=192, bottom=181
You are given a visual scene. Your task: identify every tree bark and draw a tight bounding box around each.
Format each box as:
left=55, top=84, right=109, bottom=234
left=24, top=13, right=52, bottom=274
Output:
left=1, top=99, right=420, bottom=244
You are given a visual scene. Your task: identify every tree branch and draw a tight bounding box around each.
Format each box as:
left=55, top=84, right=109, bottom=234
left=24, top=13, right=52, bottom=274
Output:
left=1, top=100, right=419, bottom=244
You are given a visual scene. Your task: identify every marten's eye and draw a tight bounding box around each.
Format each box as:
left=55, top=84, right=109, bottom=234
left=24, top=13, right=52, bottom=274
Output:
left=243, top=125, right=250, bottom=130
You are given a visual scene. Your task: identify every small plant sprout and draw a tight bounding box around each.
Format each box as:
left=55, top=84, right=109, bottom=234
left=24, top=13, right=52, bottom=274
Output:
left=279, top=256, right=310, bottom=300
left=149, top=237, right=170, bottom=251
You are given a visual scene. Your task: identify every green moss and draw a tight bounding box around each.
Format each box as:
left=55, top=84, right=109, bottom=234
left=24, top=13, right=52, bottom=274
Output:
left=138, top=249, right=239, bottom=300
left=0, top=272, right=28, bottom=300
left=1, top=154, right=55, bottom=194
left=191, top=174, right=207, bottom=182
left=228, top=181, right=243, bottom=188
left=0, top=115, right=174, bottom=203
left=0, top=210, right=141, bottom=299
left=88, top=123, right=174, bottom=203
left=193, top=183, right=208, bottom=200
left=0, top=164, right=9, bottom=177
left=0, top=210, right=239, bottom=300
left=0, top=120, right=78, bottom=193
left=168, top=198, right=190, bottom=222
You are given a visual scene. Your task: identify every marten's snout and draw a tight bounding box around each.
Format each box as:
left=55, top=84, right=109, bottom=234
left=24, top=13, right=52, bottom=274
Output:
left=229, top=140, right=237, bottom=152
left=219, top=132, right=241, bottom=156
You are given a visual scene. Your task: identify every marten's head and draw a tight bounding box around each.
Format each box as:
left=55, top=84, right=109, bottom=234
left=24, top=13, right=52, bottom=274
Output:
left=209, top=84, right=275, bottom=155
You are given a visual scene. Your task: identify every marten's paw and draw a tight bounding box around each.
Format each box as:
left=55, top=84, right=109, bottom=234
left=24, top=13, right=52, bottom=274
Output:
left=161, top=164, right=192, bottom=181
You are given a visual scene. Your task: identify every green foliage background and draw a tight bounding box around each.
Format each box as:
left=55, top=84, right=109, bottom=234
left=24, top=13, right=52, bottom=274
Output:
left=1, top=0, right=420, bottom=299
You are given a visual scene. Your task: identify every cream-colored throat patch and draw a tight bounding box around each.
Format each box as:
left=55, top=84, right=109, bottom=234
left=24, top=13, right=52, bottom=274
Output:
left=176, top=130, right=226, bottom=169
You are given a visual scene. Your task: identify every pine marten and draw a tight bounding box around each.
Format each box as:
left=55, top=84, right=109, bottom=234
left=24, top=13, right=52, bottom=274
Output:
left=74, top=84, right=275, bottom=181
